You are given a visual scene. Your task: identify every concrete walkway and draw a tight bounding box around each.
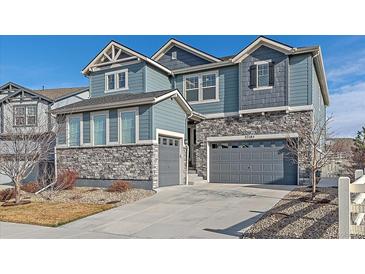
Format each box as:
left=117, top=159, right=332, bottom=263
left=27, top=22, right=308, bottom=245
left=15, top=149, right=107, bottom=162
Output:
left=0, top=183, right=294, bottom=239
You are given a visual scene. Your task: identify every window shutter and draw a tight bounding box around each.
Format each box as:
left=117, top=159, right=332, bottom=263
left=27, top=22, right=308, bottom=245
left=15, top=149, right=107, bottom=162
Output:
left=249, top=65, right=257, bottom=88
left=109, top=109, right=118, bottom=143
left=83, top=112, right=91, bottom=144
left=269, top=62, right=275, bottom=86
left=57, top=116, right=66, bottom=145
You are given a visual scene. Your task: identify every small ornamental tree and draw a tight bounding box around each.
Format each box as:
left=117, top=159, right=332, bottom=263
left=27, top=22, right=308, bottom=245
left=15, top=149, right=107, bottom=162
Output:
left=0, top=110, right=65, bottom=204
left=286, top=116, right=347, bottom=195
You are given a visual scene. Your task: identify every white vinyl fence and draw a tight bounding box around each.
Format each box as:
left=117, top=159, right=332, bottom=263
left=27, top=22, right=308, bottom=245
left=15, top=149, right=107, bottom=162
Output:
left=338, top=169, right=365, bottom=239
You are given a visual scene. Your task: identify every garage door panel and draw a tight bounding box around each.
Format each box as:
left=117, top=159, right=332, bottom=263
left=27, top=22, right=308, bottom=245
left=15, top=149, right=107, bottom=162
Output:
left=159, top=137, right=180, bottom=187
left=210, top=139, right=297, bottom=185
left=251, top=164, right=262, bottom=172
left=231, top=152, right=240, bottom=161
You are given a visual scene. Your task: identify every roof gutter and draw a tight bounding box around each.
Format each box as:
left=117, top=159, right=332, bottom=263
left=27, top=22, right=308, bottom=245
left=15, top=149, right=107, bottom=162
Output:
left=53, top=97, right=156, bottom=115
left=312, top=48, right=330, bottom=106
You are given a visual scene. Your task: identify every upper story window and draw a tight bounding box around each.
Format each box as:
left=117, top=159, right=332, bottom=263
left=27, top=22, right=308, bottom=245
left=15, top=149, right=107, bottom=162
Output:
left=183, top=71, right=219, bottom=104
left=14, top=105, right=37, bottom=126
left=171, top=51, right=177, bottom=60
left=105, top=69, right=128, bottom=93
left=250, top=60, right=274, bottom=90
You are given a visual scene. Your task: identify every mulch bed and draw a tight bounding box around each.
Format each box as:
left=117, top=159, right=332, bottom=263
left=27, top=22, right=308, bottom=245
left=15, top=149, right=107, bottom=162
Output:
left=243, top=187, right=340, bottom=239
left=30, top=187, right=155, bottom=207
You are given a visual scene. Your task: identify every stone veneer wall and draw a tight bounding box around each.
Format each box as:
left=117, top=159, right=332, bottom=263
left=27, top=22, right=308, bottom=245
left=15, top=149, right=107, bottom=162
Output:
left=195, top=111, right=313, bottom=184
left=57, top=144, right=159, bottom=189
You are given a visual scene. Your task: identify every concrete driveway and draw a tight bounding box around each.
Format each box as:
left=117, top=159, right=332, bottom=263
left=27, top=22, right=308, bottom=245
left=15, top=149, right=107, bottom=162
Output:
left=0, top=183, right=295, bottom=239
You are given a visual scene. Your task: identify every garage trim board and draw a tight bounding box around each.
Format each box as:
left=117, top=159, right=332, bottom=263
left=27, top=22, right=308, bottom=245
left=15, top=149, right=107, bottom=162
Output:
left=206, top=133, right=299, bottom=185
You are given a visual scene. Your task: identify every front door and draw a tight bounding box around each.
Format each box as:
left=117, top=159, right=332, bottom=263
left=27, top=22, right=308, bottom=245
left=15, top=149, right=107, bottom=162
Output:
left=187, top=125, right=196, bottom=168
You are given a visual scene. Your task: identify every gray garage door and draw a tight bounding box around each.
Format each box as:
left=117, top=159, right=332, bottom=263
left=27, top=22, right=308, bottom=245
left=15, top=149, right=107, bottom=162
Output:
left=159, top=137, right=180, bottom=187
left=210, top=139, right=297, bottom=185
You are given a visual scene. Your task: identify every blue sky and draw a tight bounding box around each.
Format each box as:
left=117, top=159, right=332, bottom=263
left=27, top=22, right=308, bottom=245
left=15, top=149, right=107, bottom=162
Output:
left=1, top=35, right=364, bottom=137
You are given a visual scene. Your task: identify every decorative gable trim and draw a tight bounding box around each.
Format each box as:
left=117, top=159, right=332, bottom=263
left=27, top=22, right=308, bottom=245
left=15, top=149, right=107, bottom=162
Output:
left=151, top=38, right=221, bottom=63
left=82, top=40, right=172, bottom=76
left=0, top=88, right=53, bottom=104
left=0, top=82, right=32, bottom=93
left=232, top=36, right=294, bottom=63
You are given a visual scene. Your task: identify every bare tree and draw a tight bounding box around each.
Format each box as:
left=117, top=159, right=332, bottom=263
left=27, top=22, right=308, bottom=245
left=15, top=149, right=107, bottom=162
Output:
left=0, top=109, right=65, bottom=204
left=286, top=116, right=346, bottom=195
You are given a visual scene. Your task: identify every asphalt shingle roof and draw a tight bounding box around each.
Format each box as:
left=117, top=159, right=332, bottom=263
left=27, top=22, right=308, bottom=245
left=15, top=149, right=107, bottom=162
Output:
left=33, top=87, right=88, bottom=101
left=54, top=89, right=176, bottom=113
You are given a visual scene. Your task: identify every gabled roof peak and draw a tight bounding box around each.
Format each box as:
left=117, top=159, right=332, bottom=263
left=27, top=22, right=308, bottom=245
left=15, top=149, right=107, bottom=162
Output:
left=0, top=81, right=32, bottom=92
left=231, top=36, right=294, bottom=63
left=82, top=40, right=172, bottom=76
left=151, top=38, right=222, bottom=63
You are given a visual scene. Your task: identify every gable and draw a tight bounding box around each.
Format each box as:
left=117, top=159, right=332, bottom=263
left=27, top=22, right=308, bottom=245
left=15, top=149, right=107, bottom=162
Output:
left=0, top=82, right=29, bottom=99
left=232, top=36, right=293, bottom=63
left=157, top=45, right=213, bottom=70
left=82, top=41, right=171, bottom=76
left=0, top=89, right=52, bottom=105
left=249, top=45, right=287, bottom=61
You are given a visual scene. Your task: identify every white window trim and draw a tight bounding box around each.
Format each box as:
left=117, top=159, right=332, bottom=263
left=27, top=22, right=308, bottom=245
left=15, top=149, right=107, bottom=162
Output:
left=118, top=107, right=139, bottom=145
left=253, top=59, right=272, bottom=90
left=26, top=106, right=37, bottom=126
left=183, top=70, right=219, bottom=105
left=90, top=110, right=110, bottom=146
left=171, top=51, right=177, bottom=60
left=105, top=69, right=129, bottom=93
left=67, top=114, right=83, bottom=147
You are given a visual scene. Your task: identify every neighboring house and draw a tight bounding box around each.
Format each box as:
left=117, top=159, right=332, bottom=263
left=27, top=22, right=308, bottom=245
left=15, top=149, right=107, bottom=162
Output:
left=322, top=138, right=354, bottom=177
left=0, top=82, right=89, bottom=184
left=53, top=36, right=329, bottom=189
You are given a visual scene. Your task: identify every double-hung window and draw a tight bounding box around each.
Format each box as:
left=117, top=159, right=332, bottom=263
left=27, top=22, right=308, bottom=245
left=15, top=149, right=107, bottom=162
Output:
left=250, top=60, right=274, bottom=90
left=202, top=73, right=217, bottom=100
left=184, top=71, right=218, bottom=103
left=105, top=69, right=128, bottom=92
left=257, top=63, right=269, bottom=87
left=14, top=105, right=37, bottom=126
left=185, top=76, right=199, bottom=102
left=121, top=110, right=136, bottom=144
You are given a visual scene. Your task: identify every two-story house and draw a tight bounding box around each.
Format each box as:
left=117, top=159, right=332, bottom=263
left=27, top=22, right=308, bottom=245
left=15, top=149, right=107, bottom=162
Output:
left=0, top=82, right=89, bottom=184
left=53, top=36, right=329, bottom=189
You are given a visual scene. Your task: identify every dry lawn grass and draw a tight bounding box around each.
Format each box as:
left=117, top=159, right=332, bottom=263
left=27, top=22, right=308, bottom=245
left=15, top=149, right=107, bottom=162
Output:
left=0, top=202, right=113, bottom=227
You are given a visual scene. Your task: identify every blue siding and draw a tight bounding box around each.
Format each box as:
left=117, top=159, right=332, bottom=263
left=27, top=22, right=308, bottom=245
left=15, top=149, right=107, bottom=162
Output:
left=145, top=64, right=171, bottom=92
left=109, top=109, right=118, bottom=142
left=175, top=65, right=239, bottom=115
left=153, top=98, right=186, bottom=138
left=83, top=112, right=91, bottom=144
left=239, top=46, right=288, bottom=110
left=139, top=105, right=153, bottom=140
left=89, top=62, right=146, bottom=97
left=289, top=54, right=312, bottom=106
left=157, top=46, right=211, bottom=70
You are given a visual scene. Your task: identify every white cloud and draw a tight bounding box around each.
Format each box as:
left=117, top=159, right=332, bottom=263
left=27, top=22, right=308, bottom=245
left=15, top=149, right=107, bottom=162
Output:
left=327, top=53, right=365, bottom=82
left=327, top=82, right=365, bottom=137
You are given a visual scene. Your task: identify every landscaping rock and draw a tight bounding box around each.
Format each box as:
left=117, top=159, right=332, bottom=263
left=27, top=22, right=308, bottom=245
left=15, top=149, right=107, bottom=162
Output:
left=243, top=187, right=340, bottom=239
left=30, top=187, right=155, bottom=207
